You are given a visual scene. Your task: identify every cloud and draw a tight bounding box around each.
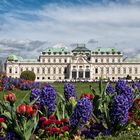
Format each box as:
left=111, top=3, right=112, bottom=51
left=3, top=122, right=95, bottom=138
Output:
left=0, top=1, right=140, bottom=59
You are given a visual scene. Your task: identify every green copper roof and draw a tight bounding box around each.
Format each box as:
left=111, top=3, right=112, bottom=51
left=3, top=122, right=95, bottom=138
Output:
left=19, top=59, right=38, bottom=62
left=7, top=54, right=37, bottom=62
left=93, top=48, right=119, bottom=53
left=7, top=54, right=18, bottom=61
left=72, top=46, right=91, bottom=53
left=43, top=47, right=70, bottom=53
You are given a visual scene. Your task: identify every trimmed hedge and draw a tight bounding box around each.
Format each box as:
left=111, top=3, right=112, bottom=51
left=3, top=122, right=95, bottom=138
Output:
left=20, top=70, right=36, bottom=81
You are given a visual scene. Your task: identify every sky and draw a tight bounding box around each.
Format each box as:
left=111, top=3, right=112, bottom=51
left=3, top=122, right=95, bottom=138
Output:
left=0, top=0, right=140, bottom=59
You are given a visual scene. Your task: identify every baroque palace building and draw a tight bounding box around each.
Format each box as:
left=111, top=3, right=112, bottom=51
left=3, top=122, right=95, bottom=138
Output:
left=5, top=44, right=140, bottom=81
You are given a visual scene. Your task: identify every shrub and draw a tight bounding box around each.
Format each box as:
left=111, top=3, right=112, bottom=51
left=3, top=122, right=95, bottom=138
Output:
left=20, top=70, right=36, bottom=81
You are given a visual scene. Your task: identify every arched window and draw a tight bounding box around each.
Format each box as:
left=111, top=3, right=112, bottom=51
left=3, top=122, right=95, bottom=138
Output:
left=9, top=67, right=12, bottom=73
left=15, top=67, right=18, bottom=73
left=20, top=67, right=23, bottom=73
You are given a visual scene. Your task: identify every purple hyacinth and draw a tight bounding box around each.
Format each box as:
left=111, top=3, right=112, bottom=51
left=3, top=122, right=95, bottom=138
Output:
left=5, top=132, right=20, bottom=140
left=115, top=79, right=127, bottom=94
left=64, top=82, right=77, bottom=101
left=42, top=85, right=56, bottom=115
left=109, top=94, right=130, bottom=125
left=106, top=83, right=115, bottom=94
left=82, top=129, right=98, bottom=139
left=115, top=80, right=134, bottom=108
left=14, top=78, right=20, bottom=87
left=32, top=82, right=40, bottom=89
left=81, top=123, right=111, bottom=139
left=69, top=97, right=93, bottom=128
left=30, top=88, right=41, bottom=102
left=133, top=81, right=140, bottom=93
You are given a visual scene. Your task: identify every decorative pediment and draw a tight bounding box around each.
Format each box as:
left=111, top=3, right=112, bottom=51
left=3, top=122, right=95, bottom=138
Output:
left=77, top=57, right=84, bottom=63
left=76, top=56, right=89, bottom=64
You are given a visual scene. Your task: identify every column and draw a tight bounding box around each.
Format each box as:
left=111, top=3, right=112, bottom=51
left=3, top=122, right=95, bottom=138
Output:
left=83, top=69, right=85, bottom=79
left=77, top=69, right=79, bottom=79
left=69, top=69, right=72, bottom=80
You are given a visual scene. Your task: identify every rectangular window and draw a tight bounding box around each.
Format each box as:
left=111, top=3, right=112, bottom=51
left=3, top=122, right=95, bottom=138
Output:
left=31, top=67, right=34, bottom=72
left=64, top=59, right=67, bottom=63
left=42, top=68, right=45, bottom=74
left=37, top=68, right=40, bottom=74
left=107, top=58, right=109, bottom=63
left=123, top=67, right=126, bottom=74
left=59, top=68, right=61, bottom=74
left=59, top=59, right=61, bottom=63
left=95, top=59, right=98, bottom=63
left=129, top=68, right=132, bottom=74
left=95, top=68, right=98, bottom=74
left=112, top=59, right=115, bottom=63
left=106, top=67, right=109, bottom=73
left=135, top=67, right=138, bottom=74
left=48, top=68, right=50, bottom=74
left=112, top=68, right=115, bottom=74
left=53, top=68, right=56, bottom=74
left=118, top=68, right=120, bottom=74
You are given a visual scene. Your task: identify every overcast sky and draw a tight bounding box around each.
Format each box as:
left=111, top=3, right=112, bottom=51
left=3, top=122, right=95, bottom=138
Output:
left=0, top=0, right=140, bottom=59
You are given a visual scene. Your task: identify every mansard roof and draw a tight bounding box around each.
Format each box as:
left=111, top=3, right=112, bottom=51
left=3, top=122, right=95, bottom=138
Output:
left=92, top=47, right=121, bottom=54
left=43, top=47, right=70, bottom=53
left=7, top=54, right=19, bottom=61
left=7, top=54, right=37, bottom=62
left=72, top=44, right=91, bottom=53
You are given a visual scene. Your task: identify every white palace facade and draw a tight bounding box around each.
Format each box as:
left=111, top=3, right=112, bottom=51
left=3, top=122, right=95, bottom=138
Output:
left=5, top=44, right=140, bottom=81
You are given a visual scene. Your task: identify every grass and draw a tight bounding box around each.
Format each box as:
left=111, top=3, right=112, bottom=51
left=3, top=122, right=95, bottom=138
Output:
left=0, top=82, right=106, bottom=105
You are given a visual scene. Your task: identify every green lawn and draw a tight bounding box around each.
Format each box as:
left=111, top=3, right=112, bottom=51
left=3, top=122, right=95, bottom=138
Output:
left=0, top=82, right=106, bottom=105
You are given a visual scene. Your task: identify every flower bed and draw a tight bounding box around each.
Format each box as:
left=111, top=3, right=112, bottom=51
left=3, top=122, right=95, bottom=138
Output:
left=0, top=78, right=140, bottom=139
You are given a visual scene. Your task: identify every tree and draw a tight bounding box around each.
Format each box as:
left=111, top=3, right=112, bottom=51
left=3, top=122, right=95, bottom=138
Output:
left=126, top=75, right=132, bottom=80
left=20, top=71, right=36, bottom=81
